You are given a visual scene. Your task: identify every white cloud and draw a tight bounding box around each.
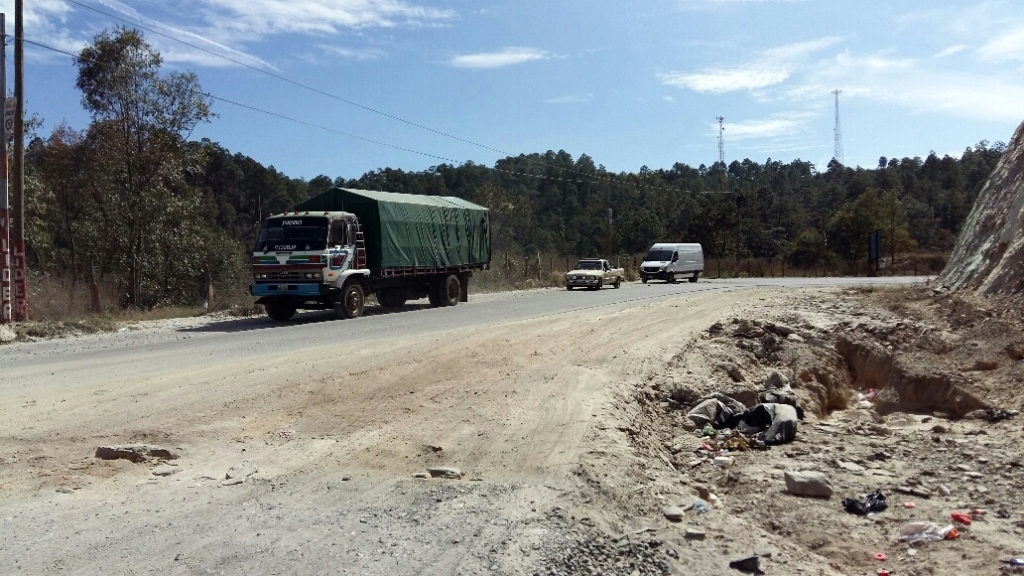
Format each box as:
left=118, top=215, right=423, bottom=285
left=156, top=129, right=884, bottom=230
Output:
left=719, top=113, right=813, bottom=141
left=317, top=45, right=386, bottom=61
left=544, top=94, right=592, bottom=104
left=789, top=51, right=1024, bottom=123
left=976, top=26, right=1024, bottom=63
left=200, top=0, right=456, bottom=35
left=659, top=36, right=841, bottom=93
left=448, top=47, right=551, bottom=69
left=663, top=95, right=675, bottom=102
left=935, top=44, right=969, bottom=58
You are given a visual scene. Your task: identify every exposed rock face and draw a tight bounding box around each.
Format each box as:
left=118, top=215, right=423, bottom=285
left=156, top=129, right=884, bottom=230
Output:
left=942, top=119, right=1024, bottom=295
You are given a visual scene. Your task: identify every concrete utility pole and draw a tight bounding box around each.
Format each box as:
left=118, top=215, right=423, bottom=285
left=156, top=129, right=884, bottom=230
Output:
left=716, top=116, right=725, bottom=165
left=14, top=0, right=25, bottom=321
left=832, top=89, right=843, bottom=164
left=0, top=14, right=11, bottom=324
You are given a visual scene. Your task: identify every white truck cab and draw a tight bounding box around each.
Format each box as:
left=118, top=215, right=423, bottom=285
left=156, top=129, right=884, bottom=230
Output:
left=640, top=243, right=704, bottom=283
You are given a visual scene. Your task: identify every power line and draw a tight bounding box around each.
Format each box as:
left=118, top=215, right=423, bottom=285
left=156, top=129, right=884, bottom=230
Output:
left=22, top=36, right=622, bottom=189
left=61, top=0, right=605, bottom=183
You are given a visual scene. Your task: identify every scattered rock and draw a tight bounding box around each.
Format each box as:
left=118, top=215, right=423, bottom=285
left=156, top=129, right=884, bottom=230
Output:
left=938, top=485, right=952, bottom=497
left=721, top=363, right=746, bottom=383
left=412, top=472, right=430, bottom=479
left=426, top=445, right=444, bottom=453
left=694, top=484, right=712, bottom=500
left=94, top=444, right=178, bottom=463
left=764, top=370, right=789, bottom=390
left=786, top=333, right=805, bottom=343
left=662, top=506, right=685, bottom=522
left=894, top=486, right=932, bottom=499
left=55, top=486, right=73, bottom=494
left=151, top=465, right=179, bottom=477
left=784, top=471, right=833, bottom=498
left=670, top=386, right=701, bottom=406
left=1007, top=342, right=1024, bottom=361
left=220, top=478, right=244, bottom=487
left=684, top=528, right=706, bottom=540
left=427, top=467, right=463, bottom=479
left=225, top=462, right=257, bottom=481
left=835, top=460, right=865, bottom=473
left=932, top=425, right=949, bottom=434
left=972, top=359, right=999, bottom=371
left=767, top=322, right=796, bottom=336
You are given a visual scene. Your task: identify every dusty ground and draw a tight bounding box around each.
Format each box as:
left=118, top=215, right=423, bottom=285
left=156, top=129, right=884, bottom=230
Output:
left=1, top=285, right=1022, bottom=575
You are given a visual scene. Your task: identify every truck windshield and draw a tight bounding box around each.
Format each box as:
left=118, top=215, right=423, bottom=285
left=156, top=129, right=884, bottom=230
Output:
left=575, top=261, right=602, bottom=270
left=256, top=217, right=329, bottom=252
left=644, top=249, right=673, bottom=262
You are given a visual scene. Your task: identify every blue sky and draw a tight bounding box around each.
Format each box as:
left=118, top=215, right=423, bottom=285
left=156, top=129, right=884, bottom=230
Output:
left=5, top=0, right=1024, bottom=181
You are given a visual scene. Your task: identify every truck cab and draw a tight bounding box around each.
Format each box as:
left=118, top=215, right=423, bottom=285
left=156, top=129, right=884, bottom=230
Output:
left=250, top=212, right=368, bottom=321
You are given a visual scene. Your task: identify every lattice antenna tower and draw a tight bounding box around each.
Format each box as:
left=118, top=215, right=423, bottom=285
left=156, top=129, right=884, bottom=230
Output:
left=832, top=89, right=843, bottom=163
left=716, top=116, right=725, bottom=165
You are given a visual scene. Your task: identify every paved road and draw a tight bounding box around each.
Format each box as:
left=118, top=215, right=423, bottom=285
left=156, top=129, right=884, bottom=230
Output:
left=2, top=276, right=930, bottom=386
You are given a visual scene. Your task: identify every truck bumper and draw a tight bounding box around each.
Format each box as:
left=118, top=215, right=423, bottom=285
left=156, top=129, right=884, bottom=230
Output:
left=565, top=278, right=602, bottom=288
left=250, top=282, right=326, bottom=298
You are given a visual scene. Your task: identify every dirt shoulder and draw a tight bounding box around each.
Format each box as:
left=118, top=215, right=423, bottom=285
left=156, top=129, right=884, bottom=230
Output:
left=2, top=285, right=1019, bottom=575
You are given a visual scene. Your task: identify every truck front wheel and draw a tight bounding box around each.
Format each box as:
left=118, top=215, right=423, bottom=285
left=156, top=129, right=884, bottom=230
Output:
left=265, top=300, right=297, bottom=322
left=335, top=282, right=365, bottom=319
left=439, top=274, right=460, bottom=306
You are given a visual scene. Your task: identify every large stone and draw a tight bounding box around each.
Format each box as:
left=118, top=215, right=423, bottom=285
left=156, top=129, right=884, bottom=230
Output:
left=662, top=506, right=685, bottom=522
left=95, top=444, right=178, bottom=463
left=766, top=322, right=796, bottom=336
left=427, top=467, right=463, bottom=479
left=784, top=471, right=833, bottom=498
left=152, top=465, right=179, bottom=477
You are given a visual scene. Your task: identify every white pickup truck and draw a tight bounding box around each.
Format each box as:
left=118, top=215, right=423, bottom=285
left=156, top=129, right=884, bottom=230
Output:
left=565, top=259, right=624, bottom=290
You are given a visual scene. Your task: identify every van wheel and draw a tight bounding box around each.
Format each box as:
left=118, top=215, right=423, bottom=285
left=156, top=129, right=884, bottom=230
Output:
left=641, top=275, right=648, bottom=284
left=613, top=277, right=621, bottom=289
left=688, top=272, right=700, bottom=283
left=265, top=300, right=296, bottom=322
left=335, top=282, right=365, bottom=319
left=667, top=274, right=676, bottom=284
left=438, top=274, right=460, bottom=306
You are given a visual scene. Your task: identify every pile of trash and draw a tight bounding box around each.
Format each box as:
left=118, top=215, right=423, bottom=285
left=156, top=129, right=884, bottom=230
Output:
left=677, top=370, right=806, bottom=468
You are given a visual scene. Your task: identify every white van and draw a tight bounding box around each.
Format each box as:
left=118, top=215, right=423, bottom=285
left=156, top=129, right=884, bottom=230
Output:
left=640, top=243, right=704, bottom=283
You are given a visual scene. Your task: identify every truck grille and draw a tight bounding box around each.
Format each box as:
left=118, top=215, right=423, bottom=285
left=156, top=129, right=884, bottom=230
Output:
left=254, top=270, right=321, bottom=281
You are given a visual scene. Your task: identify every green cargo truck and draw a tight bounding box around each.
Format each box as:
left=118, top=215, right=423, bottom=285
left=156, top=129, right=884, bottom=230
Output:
left=250, top=188, right=490, bottom=321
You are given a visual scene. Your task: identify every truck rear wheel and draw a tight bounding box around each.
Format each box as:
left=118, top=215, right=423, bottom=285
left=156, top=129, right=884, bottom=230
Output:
left=688, top=272, right=700, bottom=283
left=335, top=282, right=365, bottom=319
left=265, top=300, right=297, bottom=322
left=439, top=274, right=460, bottom=306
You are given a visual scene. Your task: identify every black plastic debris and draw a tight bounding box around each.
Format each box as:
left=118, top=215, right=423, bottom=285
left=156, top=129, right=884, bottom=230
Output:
left=842, top=489, right=888, bottom=515
left=729, top=555, right=765, bottom=575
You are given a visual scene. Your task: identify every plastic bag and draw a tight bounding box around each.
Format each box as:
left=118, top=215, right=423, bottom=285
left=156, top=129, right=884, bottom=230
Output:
left=897, top=521, right=955, bottom=544
left=842, top=489, right=888, bottom=515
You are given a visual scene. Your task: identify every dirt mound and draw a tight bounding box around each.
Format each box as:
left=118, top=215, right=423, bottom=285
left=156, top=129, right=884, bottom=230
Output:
left=942, top=118, right=1024, bottom=295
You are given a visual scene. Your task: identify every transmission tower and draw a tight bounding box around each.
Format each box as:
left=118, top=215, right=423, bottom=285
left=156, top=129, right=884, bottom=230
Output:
left=716, top=116, right=725, bottom=165
left=831, top=89, right=843, bottom=164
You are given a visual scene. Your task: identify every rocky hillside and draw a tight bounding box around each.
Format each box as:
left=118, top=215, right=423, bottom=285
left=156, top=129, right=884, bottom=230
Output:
left=942, top=119, right=1024, bottom=295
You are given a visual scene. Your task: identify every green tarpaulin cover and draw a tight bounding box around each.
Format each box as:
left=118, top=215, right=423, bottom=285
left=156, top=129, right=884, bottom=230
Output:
left=296, top=188, right=490, bottom=270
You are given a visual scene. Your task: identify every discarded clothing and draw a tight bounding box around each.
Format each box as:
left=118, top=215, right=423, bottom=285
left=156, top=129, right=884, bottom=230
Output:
left=842, top=489, right=888, bottom=515
left=725, top=403, right=800, bottom=445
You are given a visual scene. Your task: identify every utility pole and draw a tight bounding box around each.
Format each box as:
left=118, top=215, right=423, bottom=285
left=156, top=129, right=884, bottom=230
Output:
left=13, top=0, right=25, bottom=321
left=605, top=188, right=612, bottom=261
left=716, top=116, right=725, bottom=165
left=832, top=89, right=843, bottom=164
left=0, top=14, right=10, bottom=324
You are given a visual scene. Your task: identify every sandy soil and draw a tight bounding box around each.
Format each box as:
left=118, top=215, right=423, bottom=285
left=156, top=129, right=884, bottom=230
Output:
left=2, top=286, right=1021, bottom=575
